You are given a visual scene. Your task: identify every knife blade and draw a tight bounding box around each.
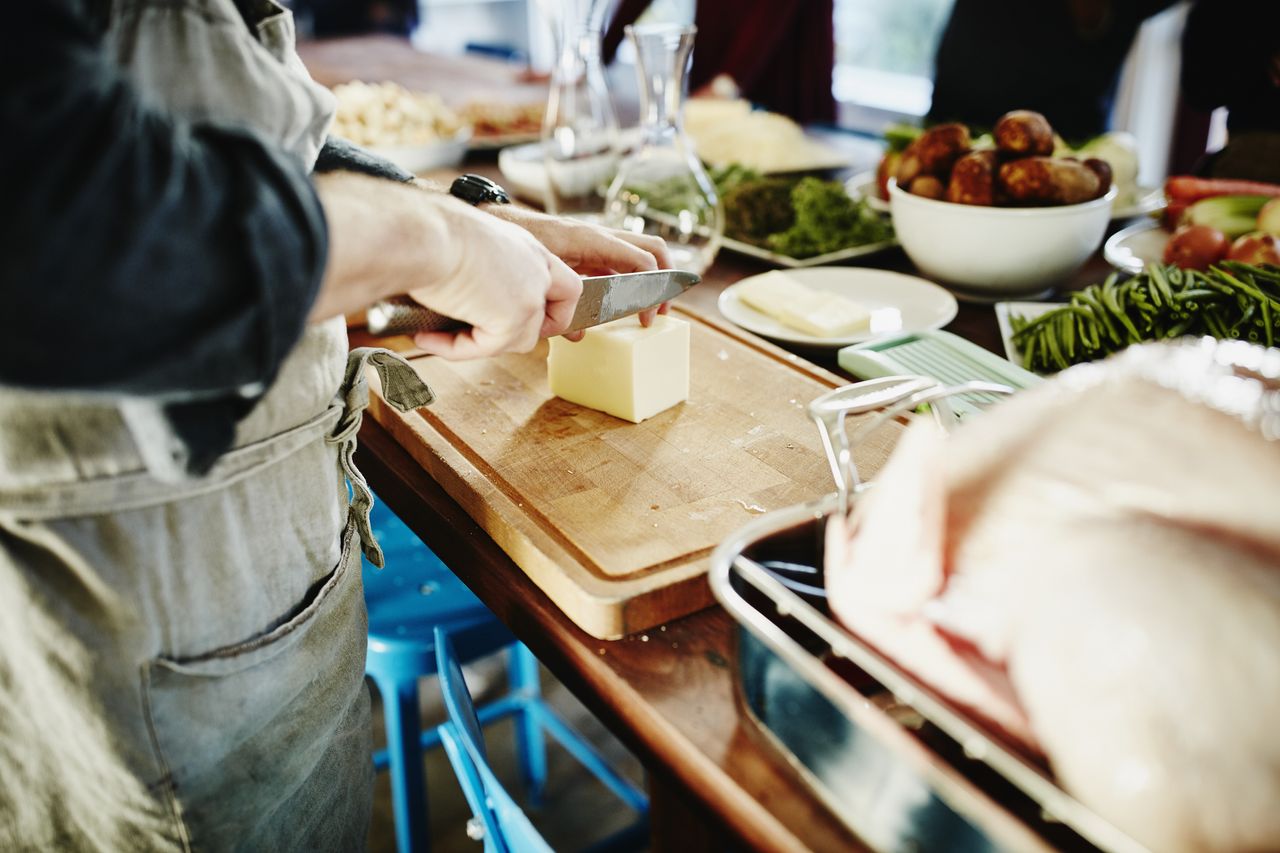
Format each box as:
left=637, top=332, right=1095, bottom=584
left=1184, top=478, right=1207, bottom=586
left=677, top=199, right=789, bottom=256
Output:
left=366, top=269, right=701, bottom=337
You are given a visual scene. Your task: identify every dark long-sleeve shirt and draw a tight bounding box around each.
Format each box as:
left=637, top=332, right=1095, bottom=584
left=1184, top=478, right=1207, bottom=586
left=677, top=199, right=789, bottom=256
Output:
left=1, top=0, right=332, bottom=468
left=1181, top=0, right=1280, bottom=135
left=929, top=0, right=1179, bottom=140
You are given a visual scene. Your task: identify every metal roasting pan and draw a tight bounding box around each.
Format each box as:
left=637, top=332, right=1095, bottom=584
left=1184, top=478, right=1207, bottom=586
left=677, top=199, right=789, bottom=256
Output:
left=709, top=492, right=1152, bottom=853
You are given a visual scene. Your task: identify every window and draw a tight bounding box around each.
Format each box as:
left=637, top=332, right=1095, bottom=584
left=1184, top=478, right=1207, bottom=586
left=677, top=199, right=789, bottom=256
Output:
left=832, top=0, right=954, bottom=132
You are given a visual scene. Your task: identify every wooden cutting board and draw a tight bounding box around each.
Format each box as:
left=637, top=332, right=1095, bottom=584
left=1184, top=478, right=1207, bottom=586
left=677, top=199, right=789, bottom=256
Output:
left=367, top=305, right=899, bottom=639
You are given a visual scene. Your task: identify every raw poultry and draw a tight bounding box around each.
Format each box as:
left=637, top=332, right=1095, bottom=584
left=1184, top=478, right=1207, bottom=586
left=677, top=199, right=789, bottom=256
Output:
left=825, top=339, right=1280, bottom=852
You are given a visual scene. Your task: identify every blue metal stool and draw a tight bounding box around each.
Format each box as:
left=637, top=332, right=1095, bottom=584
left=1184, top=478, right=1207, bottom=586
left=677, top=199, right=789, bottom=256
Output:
left=364, top=500, right=548, bottom=853
left=434, top=627, right=650, bottom=853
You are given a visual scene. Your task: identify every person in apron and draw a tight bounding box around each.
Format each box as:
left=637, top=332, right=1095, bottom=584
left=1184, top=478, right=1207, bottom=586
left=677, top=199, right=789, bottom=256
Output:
left=0, top=1, right=667, bottom=850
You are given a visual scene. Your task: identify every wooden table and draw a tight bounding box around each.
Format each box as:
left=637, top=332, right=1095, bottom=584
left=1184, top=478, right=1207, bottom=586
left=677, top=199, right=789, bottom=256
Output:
left=306, top=35, right=1123, bottom=852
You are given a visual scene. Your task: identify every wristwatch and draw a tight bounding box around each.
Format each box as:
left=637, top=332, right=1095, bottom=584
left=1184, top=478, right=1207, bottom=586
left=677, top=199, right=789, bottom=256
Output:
left=449, top=173, right=511, bottom=206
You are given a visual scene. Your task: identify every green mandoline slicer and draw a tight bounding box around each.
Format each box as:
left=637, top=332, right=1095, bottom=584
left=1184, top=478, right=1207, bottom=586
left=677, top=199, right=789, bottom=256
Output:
left=837, top=329, right=1042, bottom=422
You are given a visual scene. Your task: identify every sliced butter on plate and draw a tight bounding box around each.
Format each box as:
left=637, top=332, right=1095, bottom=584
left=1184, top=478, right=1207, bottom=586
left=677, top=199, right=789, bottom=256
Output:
left=719, top=267, right=960, bottom=349
left=734, top=270, right=871, bottom=338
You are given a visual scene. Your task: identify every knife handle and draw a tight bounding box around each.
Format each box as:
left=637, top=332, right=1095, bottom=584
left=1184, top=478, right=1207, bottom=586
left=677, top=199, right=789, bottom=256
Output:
left=366, top=297, right=467, bottom=336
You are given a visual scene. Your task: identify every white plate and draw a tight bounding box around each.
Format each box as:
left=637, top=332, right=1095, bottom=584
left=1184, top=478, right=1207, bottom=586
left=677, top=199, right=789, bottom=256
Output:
left=847, top=170, right=889, bottom=213
left=1104, top=219, right=1169, bottom=275
left=496, top=141, right=549, bottom=203
left=994, top=301, right=1060, bottom=370
left=850, top=171, right=1166, bottom=224
left=719, top=268, right=958, bottom=348
left=470, top=131, right=540, bottom=151
left=496, top=129, right=647, bottom=204
left=719, top=234, right=898, bottom=268
left=1112, top=185, right=1165, bottom=220
left=700, top=149, right=852, bottom=175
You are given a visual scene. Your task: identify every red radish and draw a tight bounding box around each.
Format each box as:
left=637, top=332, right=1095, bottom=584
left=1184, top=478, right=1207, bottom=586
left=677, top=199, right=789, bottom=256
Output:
left=1227, top=232, right=1280, bottom=265
left=1163, top=224, right=1229, bottom=270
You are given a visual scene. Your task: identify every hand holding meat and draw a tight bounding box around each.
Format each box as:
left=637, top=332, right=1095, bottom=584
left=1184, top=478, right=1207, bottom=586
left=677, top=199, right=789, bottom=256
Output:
left=825, top=339, right=1280, bottom=852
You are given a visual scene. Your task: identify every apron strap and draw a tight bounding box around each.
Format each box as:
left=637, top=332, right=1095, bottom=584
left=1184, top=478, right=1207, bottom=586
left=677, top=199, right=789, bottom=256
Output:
left=329, top=348, right=434, bottom=568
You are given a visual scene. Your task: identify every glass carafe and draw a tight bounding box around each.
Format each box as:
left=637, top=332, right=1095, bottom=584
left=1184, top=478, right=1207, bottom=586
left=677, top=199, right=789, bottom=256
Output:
left=604, top=24, right=722, bottom=273
left=539, top=0, right=619, bottom=218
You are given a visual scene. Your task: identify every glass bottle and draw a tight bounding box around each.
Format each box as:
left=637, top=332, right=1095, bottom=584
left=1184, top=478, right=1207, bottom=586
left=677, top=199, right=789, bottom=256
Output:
left=539, top=0, right=619, bottom=218
left=604, top=24, right=723, bottom=274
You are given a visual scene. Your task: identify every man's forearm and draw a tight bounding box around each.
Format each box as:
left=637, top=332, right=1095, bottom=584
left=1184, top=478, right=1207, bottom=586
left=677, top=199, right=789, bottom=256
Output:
left=309, top=172, right=463, bottom=322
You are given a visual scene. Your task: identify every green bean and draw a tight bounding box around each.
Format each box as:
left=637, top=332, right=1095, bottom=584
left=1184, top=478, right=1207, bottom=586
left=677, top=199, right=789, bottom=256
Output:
left=1007, top=262, right=1280, bottom=373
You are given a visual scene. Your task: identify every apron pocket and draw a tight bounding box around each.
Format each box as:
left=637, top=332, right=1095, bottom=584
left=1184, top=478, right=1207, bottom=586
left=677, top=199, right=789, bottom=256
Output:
left=143, top=519, right=373, bottom=852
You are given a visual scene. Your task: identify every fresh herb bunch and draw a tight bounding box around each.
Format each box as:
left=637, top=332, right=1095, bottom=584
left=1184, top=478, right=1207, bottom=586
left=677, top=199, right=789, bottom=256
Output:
left=628, top=167, right=893, bottom=259
left=1011, top=262, right=1280, bottom=373
left=723, top=178, right=796, bottom=246
left=765, top=177, right=894, bottom=259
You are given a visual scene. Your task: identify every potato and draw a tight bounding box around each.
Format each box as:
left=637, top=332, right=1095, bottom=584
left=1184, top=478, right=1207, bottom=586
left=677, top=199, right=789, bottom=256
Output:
left=998, top=156, right=1100, bottom=206
left=994, top=110, right=1055, bottom=157
left=1082, top=157, right=1114, bottom=200
left=896, top=141, right=924, bottom=186
left=946, top=150, right=998, bottom=206
left=876, top=150, right=901, bottom=200
left=909, top=175, right=946, bottom=200
left=914, top=122, right=971, bottom=177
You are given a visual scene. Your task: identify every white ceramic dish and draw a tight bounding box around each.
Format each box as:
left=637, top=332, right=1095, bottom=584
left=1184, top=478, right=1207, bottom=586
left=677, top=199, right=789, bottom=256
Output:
left=719, top=235, right=898, bottom=269
left=888, top=179, right=1116, bottom=298
left=1104, top=219, right=1169, bottom=276
left=847, top=170, right=889, bottom=214
left=367, top=128, right=472, bottom=174
left=994, top=301, right=1059, bottom=371
left=496, top=141, right=547, bottom=203
left=700, top=148, right=851, bottom=175
left=850, top=171, right=1163, bottom=223
left=497, top=130, right=646, bottom=204
left=718, top=267, right=958, bottom=348
left=1112, top=185, right=1166, bottom=220
left=470, top=131, right=540, bottom=151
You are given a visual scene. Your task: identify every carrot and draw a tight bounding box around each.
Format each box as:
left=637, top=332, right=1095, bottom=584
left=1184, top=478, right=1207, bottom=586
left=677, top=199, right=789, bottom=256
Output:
left=1163, top=199, right=1190, bottom=229
left=1165, top=176, right=1280, bottom=204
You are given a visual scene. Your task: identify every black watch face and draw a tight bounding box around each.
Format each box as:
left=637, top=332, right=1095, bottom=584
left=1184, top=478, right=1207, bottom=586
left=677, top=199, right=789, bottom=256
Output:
left=452, top=174, right=510, bottom=205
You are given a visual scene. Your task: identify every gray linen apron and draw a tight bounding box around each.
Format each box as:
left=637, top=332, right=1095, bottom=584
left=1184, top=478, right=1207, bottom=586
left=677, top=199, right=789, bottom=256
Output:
left=0, top=1, right=433, bottom=849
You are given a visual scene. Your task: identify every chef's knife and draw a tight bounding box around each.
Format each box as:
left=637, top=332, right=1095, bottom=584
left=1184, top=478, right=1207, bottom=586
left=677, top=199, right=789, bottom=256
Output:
left=366, top=269, right=701, bottom=337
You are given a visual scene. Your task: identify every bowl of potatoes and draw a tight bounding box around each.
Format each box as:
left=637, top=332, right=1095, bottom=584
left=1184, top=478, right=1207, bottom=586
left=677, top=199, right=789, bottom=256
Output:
left=887, top=110, right=1115, bottom=299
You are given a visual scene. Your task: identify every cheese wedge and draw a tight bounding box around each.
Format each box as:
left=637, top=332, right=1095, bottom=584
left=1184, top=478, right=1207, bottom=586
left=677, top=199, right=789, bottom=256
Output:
left=548, top=315, right=690, bottom=423
left=735, top=271, right=871, bottom=337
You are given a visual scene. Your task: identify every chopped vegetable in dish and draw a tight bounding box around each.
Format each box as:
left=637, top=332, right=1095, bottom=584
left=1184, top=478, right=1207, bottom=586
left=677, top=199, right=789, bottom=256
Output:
left=765, top=177, right=893, bottom=259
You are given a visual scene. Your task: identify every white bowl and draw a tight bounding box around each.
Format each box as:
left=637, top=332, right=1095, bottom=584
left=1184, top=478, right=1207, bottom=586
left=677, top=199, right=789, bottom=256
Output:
left=888, top=179, right=1115, bottom=297
left=367, top=128, right=472, bottom=175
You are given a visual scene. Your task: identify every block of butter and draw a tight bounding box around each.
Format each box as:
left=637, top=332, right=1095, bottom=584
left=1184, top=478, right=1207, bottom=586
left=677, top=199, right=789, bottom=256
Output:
left=547, top=315, right=690, bottom=423
left=735, top=271, right=871, bottom=337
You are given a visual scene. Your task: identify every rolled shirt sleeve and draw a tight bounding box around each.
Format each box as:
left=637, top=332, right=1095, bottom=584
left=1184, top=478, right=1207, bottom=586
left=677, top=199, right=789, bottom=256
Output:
left=0, top=0, right=327, bottom=403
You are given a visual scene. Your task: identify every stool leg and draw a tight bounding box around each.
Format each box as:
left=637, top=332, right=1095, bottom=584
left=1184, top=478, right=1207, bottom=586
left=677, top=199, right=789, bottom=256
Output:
left=508, top=643, right=547, bottom=805
left=376, top=674, right=430, bottom=853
